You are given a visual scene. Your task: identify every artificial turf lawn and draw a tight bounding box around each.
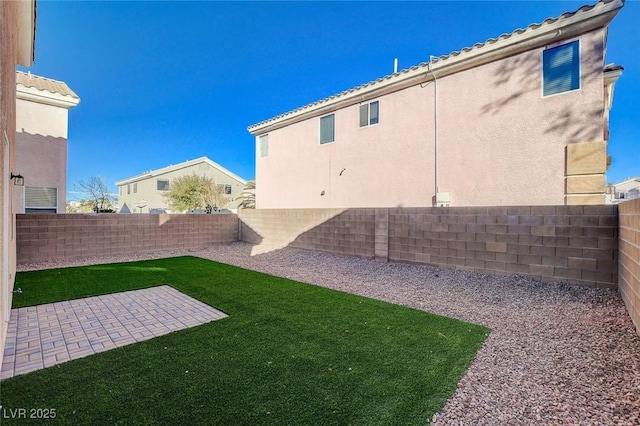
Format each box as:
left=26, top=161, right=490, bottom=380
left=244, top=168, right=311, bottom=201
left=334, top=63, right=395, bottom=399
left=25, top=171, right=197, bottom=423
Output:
left=2, top=256, right=489, bottom=425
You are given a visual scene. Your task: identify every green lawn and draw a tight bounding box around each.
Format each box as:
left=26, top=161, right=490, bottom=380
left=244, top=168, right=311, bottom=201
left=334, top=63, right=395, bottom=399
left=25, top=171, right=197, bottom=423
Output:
left=2, top=256, right=488, bottom=425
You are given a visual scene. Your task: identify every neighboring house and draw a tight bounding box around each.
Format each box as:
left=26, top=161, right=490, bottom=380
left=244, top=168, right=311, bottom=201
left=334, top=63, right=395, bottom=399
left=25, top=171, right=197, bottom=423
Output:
left=15, top=71, right=80, bottom=213
left=116, top=157, right=247, bottom=213
left=248, top=0, right=624, bottom=208
left=1, top=0, right=36, bottom=370
left=607, top=177, right=640, bottom=204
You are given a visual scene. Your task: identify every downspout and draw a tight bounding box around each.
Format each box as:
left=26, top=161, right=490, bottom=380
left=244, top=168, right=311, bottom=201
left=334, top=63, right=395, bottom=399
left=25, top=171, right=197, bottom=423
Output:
left=427, top=56, right=438, bottom=205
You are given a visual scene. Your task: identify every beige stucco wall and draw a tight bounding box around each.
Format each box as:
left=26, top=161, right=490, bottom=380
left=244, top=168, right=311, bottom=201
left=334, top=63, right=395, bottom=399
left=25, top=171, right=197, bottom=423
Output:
left=15, top=94, right=74, bottom=214
left=15, top=133, right=67, bottom=213
left=258, top=83, right=434, bottom=208
left=118, top=161, right=246, bottom=212
left=16, top=98, right=69, bottom=139
left=256, top=29, right=606, bottom=208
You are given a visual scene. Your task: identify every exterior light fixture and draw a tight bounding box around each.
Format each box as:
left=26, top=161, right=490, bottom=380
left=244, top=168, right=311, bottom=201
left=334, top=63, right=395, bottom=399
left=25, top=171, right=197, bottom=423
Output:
left=10, top=172, right=24, bottom=186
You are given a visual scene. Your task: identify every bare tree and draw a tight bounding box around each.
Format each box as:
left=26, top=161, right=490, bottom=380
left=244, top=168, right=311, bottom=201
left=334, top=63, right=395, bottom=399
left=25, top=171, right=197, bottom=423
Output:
left=74, top=176, right=115, bottom=213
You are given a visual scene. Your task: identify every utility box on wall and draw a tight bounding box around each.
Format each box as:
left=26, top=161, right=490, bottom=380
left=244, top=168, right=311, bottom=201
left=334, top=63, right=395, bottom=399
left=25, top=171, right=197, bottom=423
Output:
left=436, top=192, right=451, bottom=207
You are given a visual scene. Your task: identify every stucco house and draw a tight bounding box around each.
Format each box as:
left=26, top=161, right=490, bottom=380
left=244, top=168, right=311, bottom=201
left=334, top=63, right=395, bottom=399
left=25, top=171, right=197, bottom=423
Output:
left=248, top=0, right=624, bottom=208
left=15, top=71, right=80, bottom=213
left=116, top=157, right=247, bottom=213
left=1, top=0, right=36, bottom=369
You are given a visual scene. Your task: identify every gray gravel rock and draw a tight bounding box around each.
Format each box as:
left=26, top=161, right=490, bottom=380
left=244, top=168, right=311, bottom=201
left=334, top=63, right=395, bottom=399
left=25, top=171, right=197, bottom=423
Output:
left=17, top=242, right=640, bottom=425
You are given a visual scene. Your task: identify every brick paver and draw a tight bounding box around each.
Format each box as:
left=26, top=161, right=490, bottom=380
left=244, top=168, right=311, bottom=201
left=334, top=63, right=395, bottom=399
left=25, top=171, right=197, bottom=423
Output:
left=1, top=285, right=227, bottom=380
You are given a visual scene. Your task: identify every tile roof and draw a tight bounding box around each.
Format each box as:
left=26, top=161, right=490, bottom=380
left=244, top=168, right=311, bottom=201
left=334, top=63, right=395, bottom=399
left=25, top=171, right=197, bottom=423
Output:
left=16, top=71, right=79, bottom=100
left=248, top=0, right=623, bottom=133
left=115, top=156, right=247, bottom=186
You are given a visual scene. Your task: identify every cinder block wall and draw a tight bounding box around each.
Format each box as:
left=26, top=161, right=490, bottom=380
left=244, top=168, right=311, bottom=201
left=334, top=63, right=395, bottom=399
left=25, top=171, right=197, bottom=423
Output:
left=288, top=209, right=376, bottom=258
left=16, top=214, right=239, bottom=264
left=241, top=206, right=618, bottom=288
left=619, top=198, right=640, bottom=336
left=386, top=206, right=618, bottom=288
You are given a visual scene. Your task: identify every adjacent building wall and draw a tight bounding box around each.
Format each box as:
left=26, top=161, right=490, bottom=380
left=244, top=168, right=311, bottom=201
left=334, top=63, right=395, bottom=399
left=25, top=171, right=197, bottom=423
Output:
left=619, top=198, right=640, bottom=336
left=1, top=0, right=34, bottom=377
left=16, top=214, right=239, bottom=264
left=255, top=29, right=608, bottom=209
left=117, top=159, right=246, bottom=213
left=15, top=76, right=79, bottom=214
left=240, top=206, right=618, bottom=288
left=15, top=132, right=67, bottom=213
left=0, top=0, right=19, bottom=372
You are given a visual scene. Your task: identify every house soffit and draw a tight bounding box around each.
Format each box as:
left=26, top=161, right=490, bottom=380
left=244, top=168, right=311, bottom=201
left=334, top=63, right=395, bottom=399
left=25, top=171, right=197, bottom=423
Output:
left=247, top=0, right=624, bottom=135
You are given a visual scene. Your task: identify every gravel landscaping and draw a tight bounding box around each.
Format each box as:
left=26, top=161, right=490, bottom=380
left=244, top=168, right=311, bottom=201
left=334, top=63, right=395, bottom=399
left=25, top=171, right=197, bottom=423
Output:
left=17, top=242, right=640, bottom=425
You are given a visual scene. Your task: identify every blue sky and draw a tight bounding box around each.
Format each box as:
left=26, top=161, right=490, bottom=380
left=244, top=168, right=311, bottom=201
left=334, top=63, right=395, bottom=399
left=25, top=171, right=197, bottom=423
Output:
left=22, top=1, right=639, bottom=198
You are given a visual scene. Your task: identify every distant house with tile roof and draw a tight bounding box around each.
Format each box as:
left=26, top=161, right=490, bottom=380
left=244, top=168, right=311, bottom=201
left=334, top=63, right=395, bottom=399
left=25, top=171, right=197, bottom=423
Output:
left=607, top=177, right=640, bottom=204
left=115, top=157, right=247, bottom=213
left=248, top=0, right=624, bottom=208
left=15, top=71, right=80, bottom=213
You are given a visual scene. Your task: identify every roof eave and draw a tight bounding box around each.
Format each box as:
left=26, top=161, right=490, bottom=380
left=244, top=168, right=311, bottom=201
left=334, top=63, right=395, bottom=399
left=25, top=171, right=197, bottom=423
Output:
left=247, top=0, right=623, bottom=136
left=16, top=84, right=81, bottom=109
left=604, top=67, right=623, bottom=111
left=116, top=157, right=247, bottom=186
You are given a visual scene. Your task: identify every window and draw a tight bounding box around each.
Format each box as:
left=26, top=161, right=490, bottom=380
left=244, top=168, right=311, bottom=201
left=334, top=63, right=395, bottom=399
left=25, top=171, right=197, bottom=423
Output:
left=543, top=40, right=580, bottom=96
left=258, top=134, right=268, bottom=158
left=25, top=187, right=57, bottom=214
left=157, top=180, right=170, bottom=191
left=320, top=114, right=335, bottom=144
left=359, top=100, right=379, bottom=127
left=127, top=184, right=130, bottom=195
left=217, top=184, right=232, bottom=195
left=133, top=182, right=137, bottom=193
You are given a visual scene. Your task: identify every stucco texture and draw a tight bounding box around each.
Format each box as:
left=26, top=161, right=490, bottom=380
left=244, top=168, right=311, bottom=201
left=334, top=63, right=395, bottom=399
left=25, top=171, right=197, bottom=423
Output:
left=256, top=29, right=606, bottom=208
left=0, top=0, right=19, bottom=374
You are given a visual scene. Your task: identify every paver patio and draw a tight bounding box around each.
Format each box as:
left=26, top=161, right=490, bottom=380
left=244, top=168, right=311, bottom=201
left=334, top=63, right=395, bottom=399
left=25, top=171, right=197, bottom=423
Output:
left=1, top=285, right=227, bottom=380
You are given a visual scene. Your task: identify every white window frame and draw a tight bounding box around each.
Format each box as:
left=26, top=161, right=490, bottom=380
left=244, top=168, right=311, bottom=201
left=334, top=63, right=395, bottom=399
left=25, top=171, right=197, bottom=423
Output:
left=319, top=113, right=335, bottom=145
left=24, top=186, right=58, bottom=214
left=541, top=39, right=581, bottom=98
left=359, top=100, right=380, bottom=127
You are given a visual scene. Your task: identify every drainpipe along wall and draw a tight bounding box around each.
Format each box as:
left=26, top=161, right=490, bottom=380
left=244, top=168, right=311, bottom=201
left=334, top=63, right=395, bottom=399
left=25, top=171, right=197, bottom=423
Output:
left=423, top=58, right=439, bottom=206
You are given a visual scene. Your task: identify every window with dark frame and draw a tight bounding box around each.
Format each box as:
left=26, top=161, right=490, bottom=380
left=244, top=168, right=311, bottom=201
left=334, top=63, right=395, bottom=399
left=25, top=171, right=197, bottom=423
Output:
left=320, top=114, right=335, bottom=144
left=543, top=40, right=580, bottom=96
left=157, top=180, right=170, bottom=191
left=359, top=100, right=379, bottom=127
